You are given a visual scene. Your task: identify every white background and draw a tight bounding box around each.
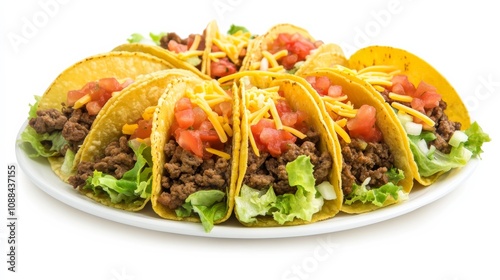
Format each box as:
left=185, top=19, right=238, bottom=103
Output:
left=1, top=0, right=499, bottom=279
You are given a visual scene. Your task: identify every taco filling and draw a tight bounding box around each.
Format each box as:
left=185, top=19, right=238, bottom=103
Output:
left=235, top=80, right=335, bottom=225
left=250, top=32, right=323, bottom=74
left=306, top=75, right=406, bottom=207
left=155, top=81, right=235, bottom=232
left=68, top=106, right=154, bottom=206
left=353, top=66, right=490, bottom=178
left=22, top=78, right=133, bottom=172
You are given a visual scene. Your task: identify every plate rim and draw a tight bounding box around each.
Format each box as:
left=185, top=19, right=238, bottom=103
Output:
left=15, top=122, right=478, bottom=239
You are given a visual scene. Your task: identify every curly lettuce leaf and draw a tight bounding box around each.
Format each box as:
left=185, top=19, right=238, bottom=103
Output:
left=176, top=190, right=226, bottom=233
left=227, top=24, right=249, bottom=35
left=409, top=121, right=490, bottom=177
left=84, top=141, right=152, bottom=204
left=344, top=181, right=405, bottom=207
left=235, top=155, right=324, bottom=225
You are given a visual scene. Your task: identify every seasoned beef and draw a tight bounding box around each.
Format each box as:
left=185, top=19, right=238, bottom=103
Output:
left=28, top=106, right=96, bottom=155
left=68, top=136, right=135, bottom=188
left=29, top=109, right=67, bottom=134
left=428, top=100, right=461, bottom=153
left=159, top=33, right=206, bottom=51
left=340, top=138, right=394, bottom=196
left=243, top=129, right=332, bottom=195
left=157, top=140, right=231, bottom=210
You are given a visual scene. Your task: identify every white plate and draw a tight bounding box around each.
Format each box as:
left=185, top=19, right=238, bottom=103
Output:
left=15, top=122, right=478, bottom=239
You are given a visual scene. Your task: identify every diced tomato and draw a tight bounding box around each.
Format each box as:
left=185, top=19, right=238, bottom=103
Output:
left=391, top=75, right=416, bottom=96
left=98, top=77, right=122, bottom=92
left=192, top=107, right=207, bottom=129
left=175, top=109, right=195, bottom=129
left=414, top=81, right=441, bottom=108
left=281, top=112, right=298, bottom=127
left=276, top=100, right=293, bottom=115
left=131, top=119, right=152, bottom=139
left=280, top=54, right=298, bottom=70
left=411, top=98, right=425, bottom=113
left=167, top=40, right=188, bottom=53
left=313, top=76, right=331, bottom=95
left=214, top=101, right=232, bottom=118
left=210, top=58, right=237, bottom=78
left=177, top=130, right=204, bottom=158
left=328, top=85, right=343, bottom=97
left=85, top=101, right=102, bottom=116
left=346, top=105, right=382, bottom=143
left=175, top=97, right=192, bottom=112
left=251, top=119, right=275, bottom=136
left=66, top=89, right=87, bottom=106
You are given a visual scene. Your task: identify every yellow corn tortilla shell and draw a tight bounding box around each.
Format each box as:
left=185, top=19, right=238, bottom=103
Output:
left=112, top=43, right=211, bottom=80
left=35, top=51, right=175, bottom=181
left=240, top=23, right=317, bottom=72
left=150, top=78, right=241, bottom=224
left=299, top=68, right=414, bottom=213
left=232, top=71, right=342, bottom=227
left=294, top=43, right=348, bottom=76
left=75, top=69, right=200, bottom=211
left=348, top=45, right=471, bottom=185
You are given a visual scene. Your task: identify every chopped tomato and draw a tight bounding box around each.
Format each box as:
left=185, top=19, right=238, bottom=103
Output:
left=131, top=119, right=152, bottom=139
left=269, top=32, right=321, bottom=70
left=66, top=89, right=87, bottom=106
left=391, top=75, right=416, bottom=96
left=414, top=81, right=441, bottom=108
left=327, top=85, right=343, bottom=97
left=167, top=40, right=188, bottom=53
left=346, top=105, right=382, bottom=143
left=192, top=107, right=207, bottom=129
left=175, top=97, right=192, bottom=111
left=177, top=130, right=204, bottom=158
left=175, top=109, right=195, bottom=129
left=251, top=119, right=297, bottom=157
left=210, top=58, right=237, bottom=78
left=214, top=101, right=232, bottom=118
left=98, top=77, right=121, bottom=92
left=85, top=101, right=102, bottom=116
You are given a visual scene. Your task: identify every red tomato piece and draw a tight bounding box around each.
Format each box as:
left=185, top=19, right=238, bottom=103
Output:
left=175, top=109, right=195, bottom=129
left=346, top=105, right=382, bottom=143
left=98, top=77, right=122, bottom=92
left=391, top=75, right=416, bottom=96
left=66, top=89, right=86, bottom=106
left=175, top=97, right=192, bottom=112
left=167, top=40, right=188, bottom=53
left=177, top=130, right=203, bottom=158
left=210, top=58, right=237, bottom=78
left=192, top=107, right=207, bottom=129
left=85, top=101, right=102, bottom=116
left=132, top=119, right=152, bottom=139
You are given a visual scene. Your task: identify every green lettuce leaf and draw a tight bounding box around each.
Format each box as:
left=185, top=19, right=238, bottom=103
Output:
left=83, top=141, right=153, bottom=204
left=408, top=121, right=490, bottom=177
left=176, top=190, right=227, bottom=233
left=344, top=181, right=404, bottom=207
left=235, top=155, right=324, bottom=225
left=227, top=24, right=249, bottom=35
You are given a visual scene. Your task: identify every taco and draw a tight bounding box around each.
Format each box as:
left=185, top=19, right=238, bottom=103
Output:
left=218, top=71, right=342, bottom=227
left=347, top=46, right=490, bottom=186
left=151, top=77, right=241, bottom=232
left=204, top=21, right=254, bottom=79
left=19, top=51, right=174, bottom=182
left=67, top=69, right=200, bottom=211
left=299, top=68, right=414, bottom=213
left=241, top=23, right=345, bottom=75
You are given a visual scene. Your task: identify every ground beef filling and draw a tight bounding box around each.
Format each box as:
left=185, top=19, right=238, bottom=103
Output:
left=159, top=32, right=206, bottom=70
left=340, top=138, right=394, bottom=196
left=68, top=136, right=135, bottom=189
left=380, top=90, right=461, bottom=154
left=243, top=129, right=332, bottom=196
left=29, top=105, right=95, bottom=155
left=157, top=140, right=232, bottom=210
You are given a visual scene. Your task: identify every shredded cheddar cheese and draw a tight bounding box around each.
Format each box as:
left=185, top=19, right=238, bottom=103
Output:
left=188, top=34, right=201, bottom=51
left=122, top=124, right=138, bottom=135
left=141, top=106, right=156, bottom=120
left=388, top=92, right=413, bottom=103
left=205, top=147, right=231, bottom=160
left=212, top=29, right=251, bottom=64
left=391, top=102, right=435, bottom=127
left=73, top=94, right=91, bottom=109
left=177, top=50, right=204, bottom=60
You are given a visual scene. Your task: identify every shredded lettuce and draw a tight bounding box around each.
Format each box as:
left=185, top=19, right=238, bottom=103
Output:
left=84, top=141, right=153, bottom=204
left=126, top=32, right=166, bottom=45
left=235, top=155, right=325, bottom=225
left=19, top=96, right=69, bottom=158
left=344, top=168, right=406, bottom=207
left=409, top=121, right=490, bottom=177
left=176, top=190, right=227, bottom=233
left=227, top=24, right=250, bottom=35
